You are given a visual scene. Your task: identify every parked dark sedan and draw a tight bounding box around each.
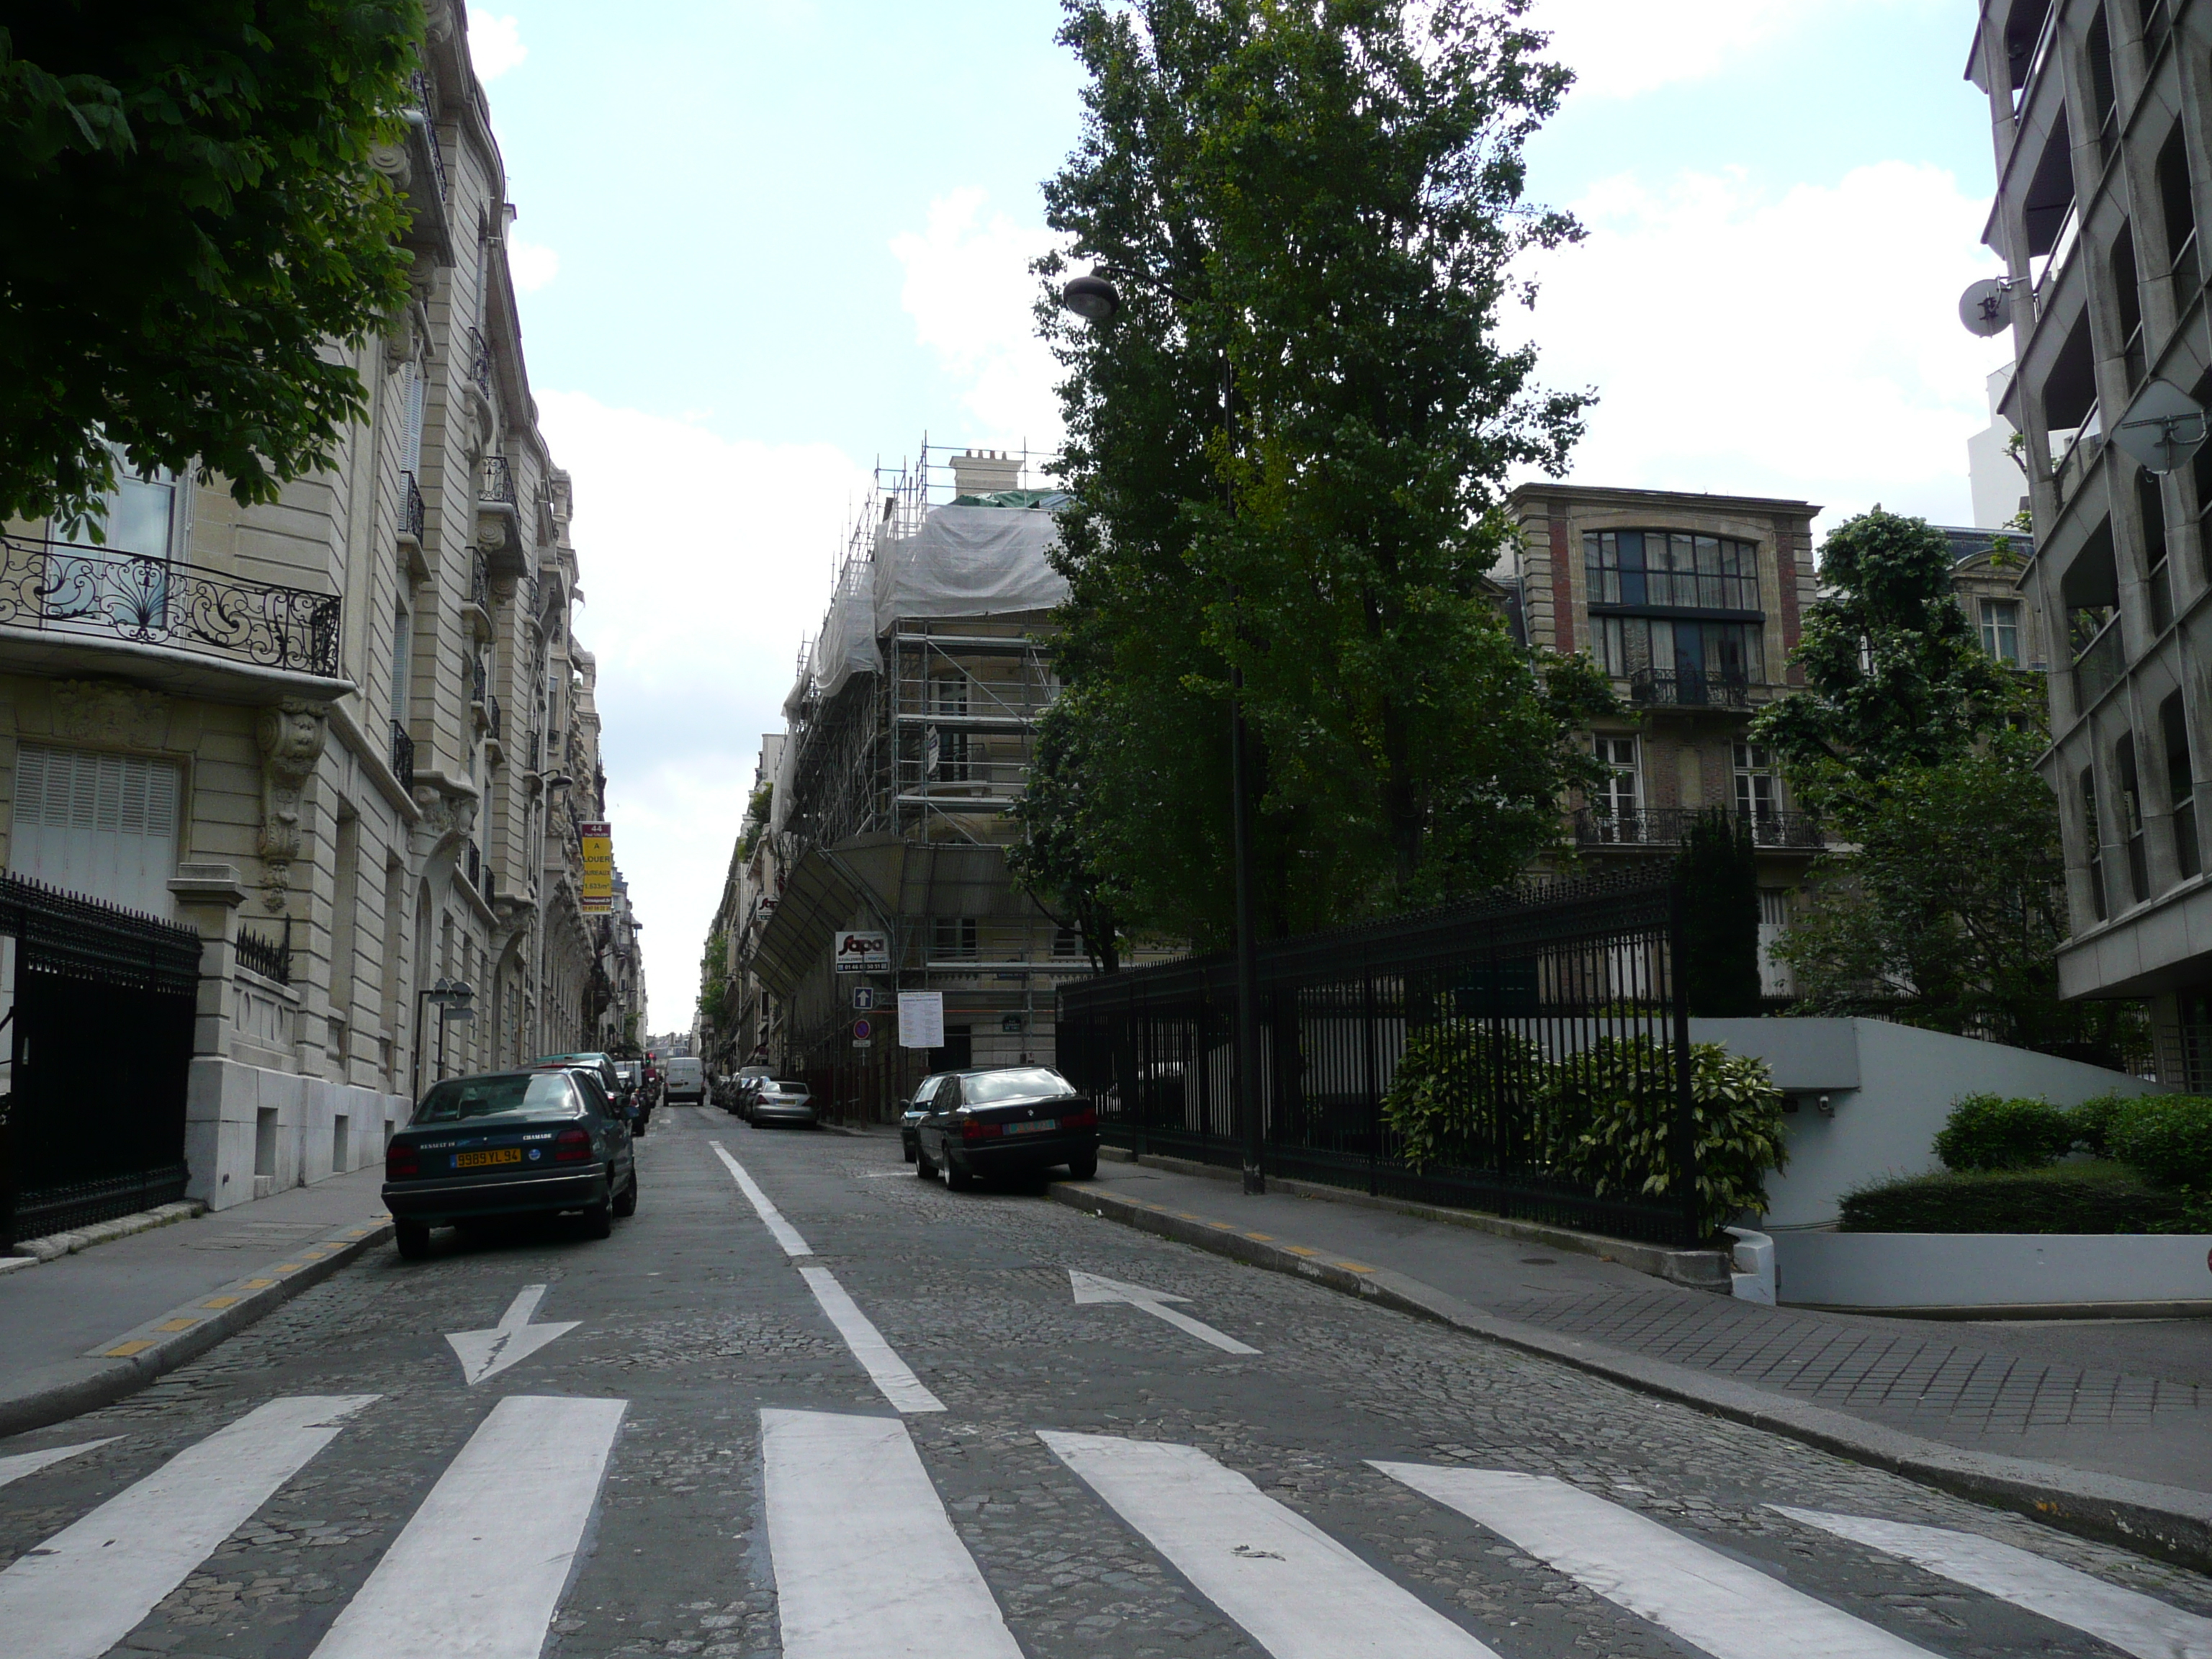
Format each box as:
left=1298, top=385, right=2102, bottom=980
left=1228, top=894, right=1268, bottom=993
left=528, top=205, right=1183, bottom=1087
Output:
left=383, top=1067, right=637, bottom=1258
left=913, top=1065, right=1098, bottom=1189
left=899, top=1071, right=955, bottom=1162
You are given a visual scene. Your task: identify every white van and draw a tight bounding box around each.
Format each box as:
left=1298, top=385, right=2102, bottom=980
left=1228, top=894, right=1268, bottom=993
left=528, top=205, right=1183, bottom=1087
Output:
left=662, top=1054, right=706, bottom=1105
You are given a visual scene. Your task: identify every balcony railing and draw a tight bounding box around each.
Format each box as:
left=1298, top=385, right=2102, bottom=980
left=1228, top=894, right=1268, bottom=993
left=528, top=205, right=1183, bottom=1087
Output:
left=468, top=549, right=489, bottom=611
left=467, top=327, right=494, bottom=403
left=2073, top=616, right=2126, bottom=710
left=487, top=696, right=503, bottom=741
left=1574, top=806, right=1827, bottom=850
left=390, top=719, right=415, bottom=792
left=408, top=70, right=449, bottom=201
left=1627, top=669, right=1754, bottom=709
left=0, top=535, right=340, bottom=678
left=465, top=842, right=482, bottom=892
left=399, top=471, right=424, bottom=542
left=480, top=453, right=515, bottom=505
left=470, top=657, right=487, bottom=706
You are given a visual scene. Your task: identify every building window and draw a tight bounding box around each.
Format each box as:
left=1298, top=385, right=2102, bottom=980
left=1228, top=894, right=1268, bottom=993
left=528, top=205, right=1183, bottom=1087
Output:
left=8, top=745, right=182, bottom=918
left=1979, top=598, right=2022, bottom=664
left=1592, top=736, right=1641, bottom=840
left=2159, top=124, right=2197, bottom=287
left=930, top=917, right=978, bottom=960
left=1585, top=530, right=1761, bottom=613
left=1053, top=925, right=1082, bottom=956
left=2082, top=768, right=2108, bottom=923
left=1592, top=615, right=1765, bottom=687
left=2140, top=470, right=2173, bottom=634
left=2163, top=692, right=2200, bottom=880
left=2117, top=733, right=2151, bottom=904
left=1733, top=743, right=1781, bottom=826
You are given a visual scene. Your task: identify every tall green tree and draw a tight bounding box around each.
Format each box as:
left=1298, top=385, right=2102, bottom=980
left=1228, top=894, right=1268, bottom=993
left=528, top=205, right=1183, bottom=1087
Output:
left=1008, top=691, right=1129, bottom=972
left=1035, top=0, right=1607, bottom=947
left=1, top=4, right=422, bottom=531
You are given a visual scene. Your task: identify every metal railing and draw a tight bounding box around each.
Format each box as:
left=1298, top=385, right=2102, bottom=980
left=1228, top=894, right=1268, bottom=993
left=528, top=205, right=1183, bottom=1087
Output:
left=408, top=70, right=449, bottom=201
left=2074, top=616, right=2125, bottom=710
left=470, top=657, right=487, bottom=706
left=480, top=453, right=515, bottom=505
left=487, top=696, right=503, bottom=740
left=1574, top=807, right=1825, bottom=850
left=0, top=535, right=341, bottom=678
left=399, top=471, right=424, bottom=542
left=466, top=842, right=482, bottom=892
left=467, top=549, right=488, bottom=611
left=235, top=923, right=291, bottom=985
left=467, top=327, right=493, bottom=403
left=390, top=719, right=415, bottom=792
left=1628, top=670, right=1754, bottom=709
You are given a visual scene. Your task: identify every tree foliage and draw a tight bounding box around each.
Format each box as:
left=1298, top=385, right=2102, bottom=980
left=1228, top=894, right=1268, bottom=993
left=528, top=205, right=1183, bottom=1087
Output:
left=1677, top=809, right=1761, bottom=1017
left=1031, top=0, right=1607, bottom=947
left=1007, top=692, right=1128, bottom=972
left=1, top=3, right=422, bottom=531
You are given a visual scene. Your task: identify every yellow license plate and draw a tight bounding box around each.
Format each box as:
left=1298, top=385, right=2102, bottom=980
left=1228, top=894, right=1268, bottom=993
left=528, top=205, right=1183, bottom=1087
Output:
left=454, top=1147, right=522, bottom=1169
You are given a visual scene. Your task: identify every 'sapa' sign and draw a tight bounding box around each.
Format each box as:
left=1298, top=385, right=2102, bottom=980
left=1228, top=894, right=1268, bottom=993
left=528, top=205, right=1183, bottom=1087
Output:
left=833, top=930, right=890, bottom=974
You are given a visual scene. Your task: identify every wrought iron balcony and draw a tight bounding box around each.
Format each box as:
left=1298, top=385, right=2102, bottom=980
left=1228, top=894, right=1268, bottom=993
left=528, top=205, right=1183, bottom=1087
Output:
left=408, top=71, right=449, bottom=200
left=0, top=535, right=340, bottom=678
left=1628, top=669, right=1755, bottom=710
left=480, top=453, right=515, bottom=506
left=467, top=549, right=489, bottom=611
left=389, top=719, right=415, bottom=792
left=399, top=471, right=424, bottom=542
left=470, top=657, right=488, bottom=706
left=1574, top=806, right=1827, bottom=850
left=465, top=842, right=482, bottom=892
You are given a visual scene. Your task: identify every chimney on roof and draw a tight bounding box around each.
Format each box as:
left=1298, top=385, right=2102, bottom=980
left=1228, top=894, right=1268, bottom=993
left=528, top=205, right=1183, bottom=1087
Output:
left=951, top=449, right=1023, bottom=497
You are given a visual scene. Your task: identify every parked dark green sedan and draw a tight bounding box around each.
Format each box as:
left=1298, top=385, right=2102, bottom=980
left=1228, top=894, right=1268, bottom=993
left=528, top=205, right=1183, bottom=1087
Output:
left=383, top=1068, right=637, bottom=1258
left=913, top=1065, right=1098, bottom=1189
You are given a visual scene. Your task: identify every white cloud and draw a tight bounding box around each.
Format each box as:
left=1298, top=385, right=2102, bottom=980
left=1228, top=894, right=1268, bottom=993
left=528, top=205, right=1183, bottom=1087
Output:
left=1528, top=0, right=1943, bottom=101
left=468, top=9, right=528, bottom=81
left=1512, top=160, right=2010, bottom=527
left=506, top=236, right=559, bottom=292
left=535, top=391, right=875, bottom=1021
left=891, top=189, right=1066, bottom=453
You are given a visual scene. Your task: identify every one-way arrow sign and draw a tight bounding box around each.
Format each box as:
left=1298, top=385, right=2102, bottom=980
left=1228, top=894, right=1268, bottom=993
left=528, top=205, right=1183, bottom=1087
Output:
left=446, top=1284, right=579, bottom=1385
left=1068, top=1269, right=1259, bottom=1354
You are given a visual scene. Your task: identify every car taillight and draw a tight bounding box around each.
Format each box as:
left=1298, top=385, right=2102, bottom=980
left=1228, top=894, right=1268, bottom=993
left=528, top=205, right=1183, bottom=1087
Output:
left=1061, top=1106, right=1097, bottom=1129
left=960, top=1117, right=1002, bottom=1142
left=385, top=1143, right=420, bottom=1180
left=553, top=1127, right=592, bottom=1163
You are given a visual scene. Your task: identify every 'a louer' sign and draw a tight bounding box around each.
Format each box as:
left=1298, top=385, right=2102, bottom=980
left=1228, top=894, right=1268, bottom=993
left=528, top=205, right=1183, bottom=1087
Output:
left=834, top=930, right=889, bottom=974
left=579, top=821, right=613, bottom=913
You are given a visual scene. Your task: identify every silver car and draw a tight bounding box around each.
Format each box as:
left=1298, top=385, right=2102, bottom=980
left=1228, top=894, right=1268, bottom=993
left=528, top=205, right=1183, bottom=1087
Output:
left=750, top=1079, right=816, bottom=1128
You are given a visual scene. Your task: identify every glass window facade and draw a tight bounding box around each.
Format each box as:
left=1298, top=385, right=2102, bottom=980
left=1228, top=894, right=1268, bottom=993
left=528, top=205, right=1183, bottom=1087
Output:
left=1591, top=615, right=1765, bottom=685
left=1585, top=530, right=1761, bottom=612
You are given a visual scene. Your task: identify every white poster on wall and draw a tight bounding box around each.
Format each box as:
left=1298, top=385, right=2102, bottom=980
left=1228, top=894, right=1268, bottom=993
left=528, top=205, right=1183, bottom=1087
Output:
left=898, top=991, right=945, bottom=1049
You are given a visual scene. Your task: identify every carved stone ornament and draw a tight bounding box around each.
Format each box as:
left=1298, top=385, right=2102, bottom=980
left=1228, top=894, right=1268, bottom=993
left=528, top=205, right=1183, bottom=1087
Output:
left=52, top=680, right=168, bottom=750
left=368, top=142, right=411, bottom=192
left=255, top=699, right=331, bottom=911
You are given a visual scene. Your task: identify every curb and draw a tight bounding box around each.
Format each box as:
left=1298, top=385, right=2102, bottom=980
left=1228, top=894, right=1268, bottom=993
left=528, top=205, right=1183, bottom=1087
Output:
left=0, top=1215, right=395, bottom=1443
left=1050, top=1180, right=2212, bottom=1575
left=9, top=1200, right=207, bottom=1265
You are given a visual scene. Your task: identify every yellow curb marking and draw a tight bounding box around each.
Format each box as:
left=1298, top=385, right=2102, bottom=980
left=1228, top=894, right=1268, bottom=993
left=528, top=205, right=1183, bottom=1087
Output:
left=241, top=1277, right=276, bottom=1289
left=1282, top=1246, right=1319, bottom=1256
left=103, top=1340, right=157, bottom=1357
left=1244, top=1232, right=1272, bottom=1241
left=274, top=1262, right=304, bottom=1272
left=1337, top=1262, right=1375, bottom=1274
left=201, top=1296, right=238, bottom=1308
left=153, top=1318, right=197, bottom=1333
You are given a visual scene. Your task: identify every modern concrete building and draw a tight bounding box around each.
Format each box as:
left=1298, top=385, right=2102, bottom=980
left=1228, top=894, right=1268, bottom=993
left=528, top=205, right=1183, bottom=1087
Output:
left=1968, top=0, right=2212, bottom=1081
left=0, top=1, right=627, bottom=1210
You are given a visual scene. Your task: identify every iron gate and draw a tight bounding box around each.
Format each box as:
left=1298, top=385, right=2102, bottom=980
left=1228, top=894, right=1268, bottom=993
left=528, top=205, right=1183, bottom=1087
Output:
left=1056, top=870, right=1703, bottom=1246
left=0, top=873, right=202, bottom=1249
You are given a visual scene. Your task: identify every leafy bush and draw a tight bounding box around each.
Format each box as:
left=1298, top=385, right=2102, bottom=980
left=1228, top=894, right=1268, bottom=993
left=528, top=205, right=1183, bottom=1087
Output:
left=1840, top=1161, right=2198, bottom=1233
left=1932, top=1093, right=2075, bottom=1172
left=1548, top=1038, right=1786, bottom=1238
left=2068, top=1091, right=2132, bottom=1158
left=2108, top=1095, right=2212, bottom=1191
left=1380, top=1022, right=1547, bottom=1174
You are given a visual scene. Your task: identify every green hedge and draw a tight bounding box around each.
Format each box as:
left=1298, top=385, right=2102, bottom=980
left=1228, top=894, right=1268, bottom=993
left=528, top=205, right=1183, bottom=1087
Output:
left=1838, top=1161, right=2201, bottom=1233
left=2109, top=1095, right=2212, bottom=1190
left=1933, top=1094, right=2076, bottom=1172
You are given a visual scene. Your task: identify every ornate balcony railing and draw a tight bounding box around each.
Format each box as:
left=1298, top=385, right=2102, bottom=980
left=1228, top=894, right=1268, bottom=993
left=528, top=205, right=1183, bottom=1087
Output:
left=467, top=327, right=493, bottom=403
left=480, top=453, right=515, bottom=505
left=0, top=535, right=340, bottom=678
left=465, top=842, right=482, bottom=892
left=1628, top=669, right=1755, bottom=710
left=487, top=696, right=503, bottom=740
left=467, top=549, right=489, bottom=610
left=409, top=71, right=449, bottom=201
left=470, top=657, right=487, bottom=706
left=399, top=470, right=425, bottom=542
left=390, top=719, right=415, bottom=792
left=1574, top=806, right=1827, bottom=850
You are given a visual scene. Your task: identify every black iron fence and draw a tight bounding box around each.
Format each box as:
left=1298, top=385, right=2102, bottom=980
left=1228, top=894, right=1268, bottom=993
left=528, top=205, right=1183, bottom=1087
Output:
left=0, top=874, right=202, bottom=1249
left=1057, top=870, right=1704, bottom=1246
left=0, top=536, right=341, bottom=678
left=236, top=922, right=291, bottom=985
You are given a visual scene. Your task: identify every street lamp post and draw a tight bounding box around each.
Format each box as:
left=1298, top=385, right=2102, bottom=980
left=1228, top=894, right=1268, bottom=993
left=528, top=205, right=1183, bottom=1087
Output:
left=1060, top=270, right=1265, bottom=1195
left=410, top=977, right=475, bottom=1100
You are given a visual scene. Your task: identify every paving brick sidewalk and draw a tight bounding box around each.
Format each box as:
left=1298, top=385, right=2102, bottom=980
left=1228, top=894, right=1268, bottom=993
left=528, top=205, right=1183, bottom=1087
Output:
left=1078, top=1158, right=2212, bottom=1497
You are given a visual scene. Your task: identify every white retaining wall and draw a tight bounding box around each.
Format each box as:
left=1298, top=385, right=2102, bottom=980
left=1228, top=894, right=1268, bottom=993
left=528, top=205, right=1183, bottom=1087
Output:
left=184, top=1056, right=410, bottom=1211
left=1773, top=1229, right=2212, bottom=1310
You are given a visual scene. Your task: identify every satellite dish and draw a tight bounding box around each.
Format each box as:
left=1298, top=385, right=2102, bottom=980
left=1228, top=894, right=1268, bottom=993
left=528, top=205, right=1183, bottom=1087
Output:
left=1958, top=277, right=2015, bottom=337
left=2111, top=377, right=2209, bottom=475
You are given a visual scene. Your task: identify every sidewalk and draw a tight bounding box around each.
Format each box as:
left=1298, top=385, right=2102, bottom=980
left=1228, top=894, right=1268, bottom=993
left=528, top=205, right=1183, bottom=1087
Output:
left=0, top=1166, right=393, bottom=1438
left=1054, top=1155, right=2212, bottom=1570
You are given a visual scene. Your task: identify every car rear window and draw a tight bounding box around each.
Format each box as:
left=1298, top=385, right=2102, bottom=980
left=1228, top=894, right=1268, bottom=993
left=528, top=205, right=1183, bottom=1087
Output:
left=413, top=1072, right=575, bottom=1124
left=770, top=1081, right=808, bottom=1093
left=961, top=1068, right=1073, bottom=1105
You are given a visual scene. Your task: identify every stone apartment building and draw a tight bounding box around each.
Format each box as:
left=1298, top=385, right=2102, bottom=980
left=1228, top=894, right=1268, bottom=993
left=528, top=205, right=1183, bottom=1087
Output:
left=1968, top=0, right=2212, bottom=1082
left=0, top=2, right=624, bottom=1211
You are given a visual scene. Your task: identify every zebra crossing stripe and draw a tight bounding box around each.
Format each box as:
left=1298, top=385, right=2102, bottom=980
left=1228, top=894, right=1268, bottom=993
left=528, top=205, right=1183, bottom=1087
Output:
left=0, top=1439, right=117, bottom=1492
left=763, top=1408, right=1021, bottom=1658
left=0, top=1394, right=377, bottom=1659
left=710, top=1141, right=813, bottom=1255
left=798, top=1265, right=945, bottom=1413
left=1772, top=1507, right=2212, bottom=1659
left=1373, top=1465, right=1933, bottom=1659
left=311, top=1394, right=626, bottom=1659
left=1043, top=1431, right=1500, bottom=1658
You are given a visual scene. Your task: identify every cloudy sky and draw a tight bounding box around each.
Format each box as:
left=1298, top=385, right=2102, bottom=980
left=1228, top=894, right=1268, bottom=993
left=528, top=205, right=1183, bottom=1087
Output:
left=464, top=0, right=2010, bottom=1022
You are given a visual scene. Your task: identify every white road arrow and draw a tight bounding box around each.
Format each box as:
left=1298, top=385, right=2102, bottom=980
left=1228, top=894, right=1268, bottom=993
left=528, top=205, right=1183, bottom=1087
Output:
left=445, top=1284, right=579, bottom=1385
left=1069, top=1269, right=1259, bottom=1355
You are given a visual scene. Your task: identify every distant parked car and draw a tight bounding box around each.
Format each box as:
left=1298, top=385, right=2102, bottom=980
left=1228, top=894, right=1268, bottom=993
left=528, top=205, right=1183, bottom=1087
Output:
left=730, top=1066, right=770, bottom=1116
left=384, top=1067, right=637, bottom=1257
left=899, top=1072, right=956, bottom=1162
left=662, top=1054, right=706, bottom=1106
left=913, top=1066, right=1097, bottom=1189
left=749, top=1079, right=816, bottom=1128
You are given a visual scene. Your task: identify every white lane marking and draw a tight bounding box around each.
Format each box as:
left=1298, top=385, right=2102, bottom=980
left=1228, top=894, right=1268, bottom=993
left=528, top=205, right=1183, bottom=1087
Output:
left=763, top=1409, right=1020, bottom=1658
left=1773, top=1506, right=2212, bottom=1659
left=1375, top=1466, right=1933, bottom=1659
left=1069, top=1268, right=1260, bottom=1354
left=444, top=1282, right=580, bottom=1385
left=798, top=1265, right=943, bottom=1414
left=0, top=1395, right=376, bottom=1659
left=313, top=1394, right=626, bottom=1659
left=710, top=1141, right=812, bottom=1255
left=0, top=1439, right=117, bottom=1491
left=1043, top=1431, right=1498, bottom=1658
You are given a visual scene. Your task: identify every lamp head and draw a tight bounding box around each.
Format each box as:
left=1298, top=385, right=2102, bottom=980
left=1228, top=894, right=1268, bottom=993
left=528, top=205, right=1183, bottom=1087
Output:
left=1061, top=274, right=1121, bottom=323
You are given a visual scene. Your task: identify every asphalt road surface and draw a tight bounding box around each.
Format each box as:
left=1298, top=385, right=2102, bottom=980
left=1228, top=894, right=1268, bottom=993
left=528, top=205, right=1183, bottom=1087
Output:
left=6, top=1104, right=2212, bottom=1658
